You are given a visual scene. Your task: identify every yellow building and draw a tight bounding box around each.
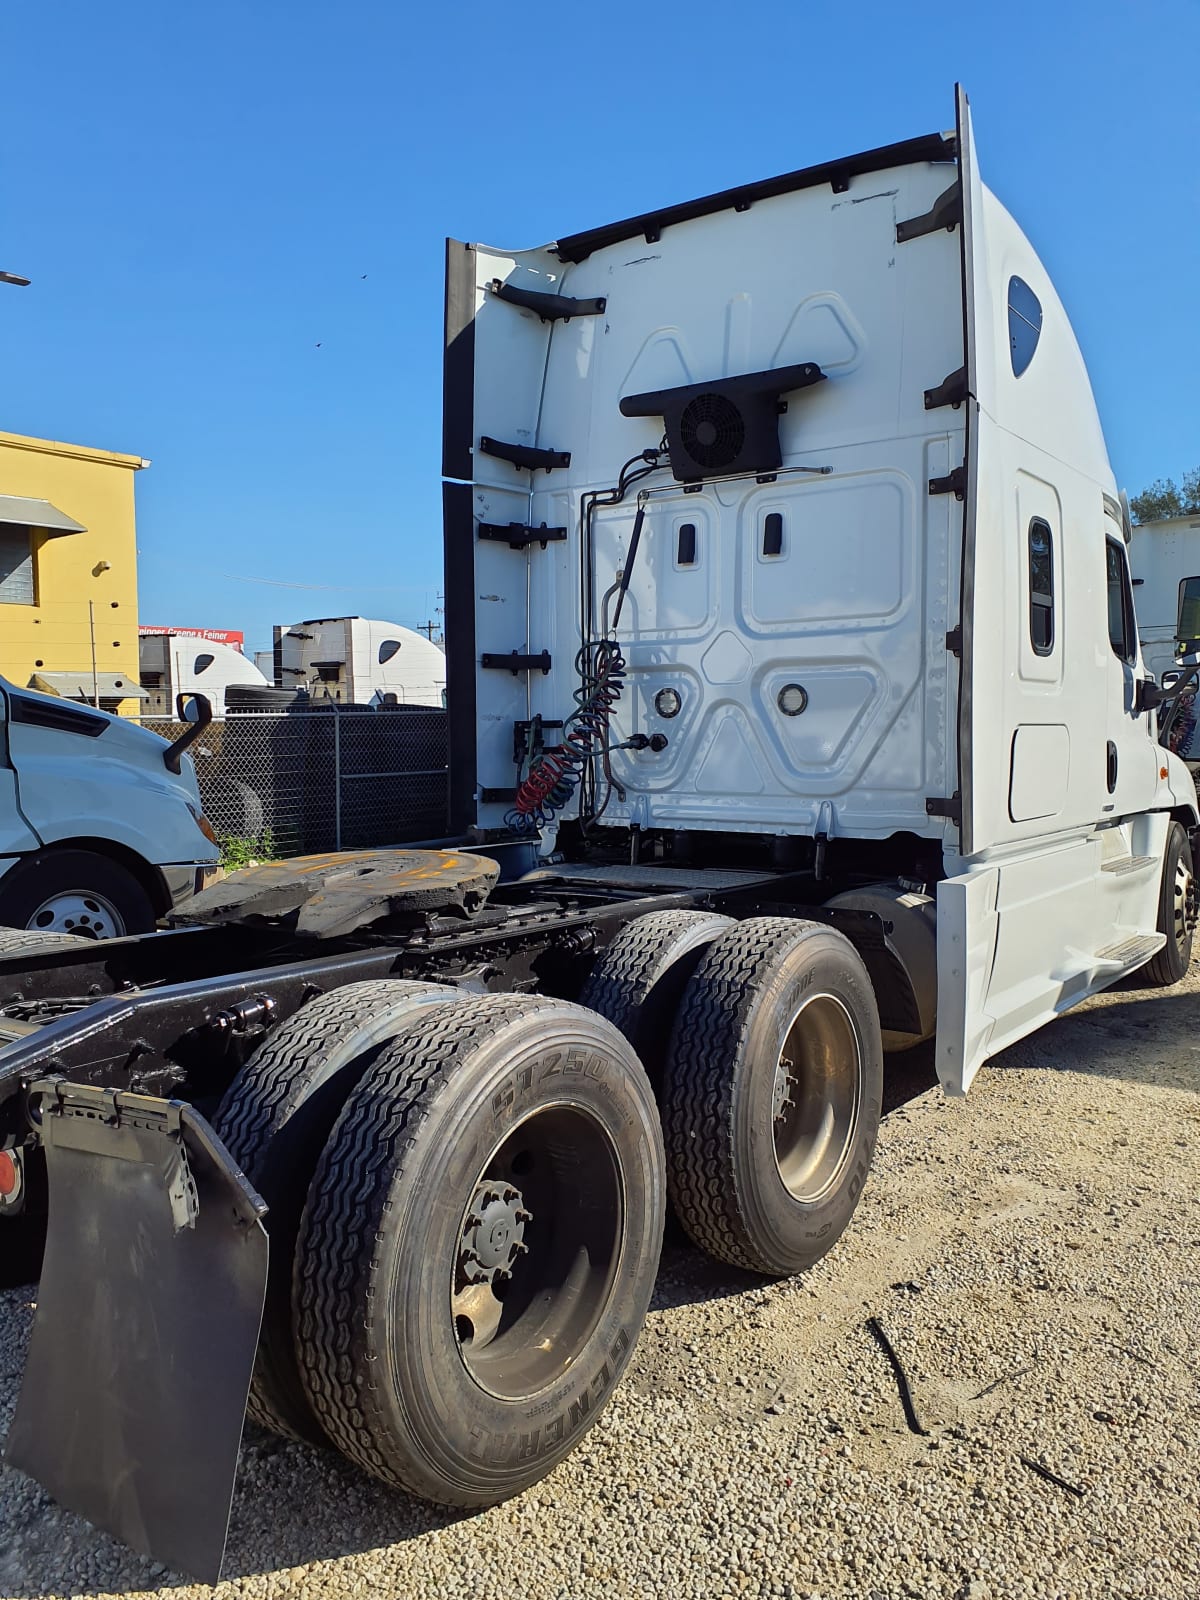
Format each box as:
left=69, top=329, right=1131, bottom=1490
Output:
left=0, top=430, right=146, bottom=713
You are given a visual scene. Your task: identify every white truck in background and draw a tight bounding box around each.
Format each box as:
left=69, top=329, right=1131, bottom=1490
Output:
left=0, top=678, right=219, bottom=934
left=138, top=630, right=272, bottom=719
left=1129, top=511, right=1200, bottom=681
left=1, top=86, right=1197, bottom=1582
left=1128, top=513, right=1200, bottom=764
left=268, top=616, right=447, bottom=706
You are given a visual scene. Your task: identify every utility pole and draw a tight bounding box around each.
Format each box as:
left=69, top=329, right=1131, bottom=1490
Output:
left=88, top=601, right=100, bottom=707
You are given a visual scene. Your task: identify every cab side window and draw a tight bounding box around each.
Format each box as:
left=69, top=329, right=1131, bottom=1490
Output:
left=1106, top=539, right=1136, bottom=665
left=1028, top=519, right=1054, bottom=655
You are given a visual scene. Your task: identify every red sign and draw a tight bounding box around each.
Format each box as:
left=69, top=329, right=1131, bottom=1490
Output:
left=139, top=626, right=244, bottom=653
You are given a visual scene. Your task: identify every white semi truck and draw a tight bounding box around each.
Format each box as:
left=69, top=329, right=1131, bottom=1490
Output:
left=0, top=87, right=1195, bottom=1580
left=0, top=677, right=219, bottom=933
left=1129, top=511, right=1200, bottom=681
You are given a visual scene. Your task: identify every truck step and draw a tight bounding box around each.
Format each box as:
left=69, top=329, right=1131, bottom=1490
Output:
left=1093, top=933, right=1164, bottom=967
left=1100, top=855, right=1157, bottom=877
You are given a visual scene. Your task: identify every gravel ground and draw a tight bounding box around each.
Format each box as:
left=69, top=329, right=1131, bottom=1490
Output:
left=2, top=967, right=1199, bottom=1600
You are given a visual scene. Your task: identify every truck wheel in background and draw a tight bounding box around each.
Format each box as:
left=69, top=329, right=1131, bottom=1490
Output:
left=578, top=909, right=734, bottom=1085
left=662, top=917, right=883, bottom=1276
left=1140, top=822, right=1196, bottom=986
left=0, top=849, right=156, bottom=938
left=293, top=994, right=665, bottom=1506
left=212, top=979, right=467, bottom=1442
left=0, top=928, right=94, bottom=956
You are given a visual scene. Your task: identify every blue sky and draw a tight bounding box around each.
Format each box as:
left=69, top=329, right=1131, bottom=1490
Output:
left=3, top=1, right=1197, bottom=663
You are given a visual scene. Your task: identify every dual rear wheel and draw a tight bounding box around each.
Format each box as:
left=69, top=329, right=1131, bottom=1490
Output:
left=211, top=913, right=881, bottom=1508
left=214, top=986, right=664, bottom=1504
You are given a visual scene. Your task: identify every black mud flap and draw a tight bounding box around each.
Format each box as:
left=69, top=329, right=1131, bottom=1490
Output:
left=4, top=1081, right=268, bottom=1583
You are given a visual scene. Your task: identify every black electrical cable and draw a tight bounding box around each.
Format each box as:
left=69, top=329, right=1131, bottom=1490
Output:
left=509, top=446, right=666, bottom=834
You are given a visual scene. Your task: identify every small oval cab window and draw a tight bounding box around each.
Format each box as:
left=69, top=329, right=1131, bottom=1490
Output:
left=378, top=639, right=402, bottom=664
left=193, top=653, right=215, bottom=675
left=1008, top=276, right=1043, bottom=377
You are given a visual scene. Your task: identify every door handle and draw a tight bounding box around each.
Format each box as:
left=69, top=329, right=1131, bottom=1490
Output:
left=1106, top=741, right=1118, bottom=794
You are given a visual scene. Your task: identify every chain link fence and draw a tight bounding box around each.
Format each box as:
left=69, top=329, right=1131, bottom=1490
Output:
left=142, top=707, right=448, bottom=858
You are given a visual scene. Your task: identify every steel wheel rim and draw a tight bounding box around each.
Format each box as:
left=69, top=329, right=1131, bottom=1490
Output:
left=771, top=992, right=862, bottom=1204
left=450, top=1101, right=625, bottom=1402
left=1173, top=857, right=1197, bottom=947
left=28, top=890, right=126, bottom=940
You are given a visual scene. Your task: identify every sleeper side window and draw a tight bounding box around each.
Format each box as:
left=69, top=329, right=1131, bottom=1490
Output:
left=1028, top=519, right=1054, bottom=655
left=1008, top=276, right=1043, bottom=377
left=1106, top=539, right=1136, bottom=665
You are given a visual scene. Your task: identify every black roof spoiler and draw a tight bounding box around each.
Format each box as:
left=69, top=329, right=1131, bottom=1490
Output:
left=554, top=130, right=956, bottom=263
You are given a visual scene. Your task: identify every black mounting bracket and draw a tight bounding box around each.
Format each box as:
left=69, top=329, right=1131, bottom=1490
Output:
left=896, top=182, right=962, bottom=244
left=481, top=651, right=552, bottom=675
left=477, top=521, right=567, bottom=550
left=945, top=625, right=963, bottom=658
left=490, top=280, right=606, bottom=322
left=929, top=464, right=967, bottom=500
left=479, top=437, right=571, bottom=474
left=924, top=365, right=968, bottom=410
left=514, top=716, right=564, bottom=766
left=925, top=793, right=962, bottom=827
left=479, top=786, right=517, bottom=804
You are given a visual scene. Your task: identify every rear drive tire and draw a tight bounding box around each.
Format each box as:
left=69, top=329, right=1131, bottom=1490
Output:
left=213, top=979, right=466, bottom=1440
left=293, top=994, right=665, bottom=1506
left=578, top=909, right=734, bottom=1084
left=1140, top=821, right=1196, bottom=986
left=662, top=916, right=883, bottom=1276
left=0, top=849, right=156, bottom=937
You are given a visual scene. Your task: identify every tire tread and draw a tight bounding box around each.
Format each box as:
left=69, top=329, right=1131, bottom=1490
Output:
left=213, top=979, right=461, bottom=1435
left=293, top=994, right=556, bottom=1495
left=663, top=916, right=833, bottom=1273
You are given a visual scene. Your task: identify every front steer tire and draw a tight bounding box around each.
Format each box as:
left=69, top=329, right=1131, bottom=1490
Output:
left=662, top=917, right=883, bottom=1276
left=0, top=848, right=156, bottom=937
left=1139, top=821, right=1195, bottom=987
left=293, top=994, right=665, bottom=1507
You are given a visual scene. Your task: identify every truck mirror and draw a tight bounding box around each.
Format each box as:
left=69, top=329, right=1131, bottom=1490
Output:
left=178, top=694, right=206, bottom=724
left=1176, top=576, right=1200, bottom=656
left=165, top=693, right=214, bottom=772
left=1136, top=678, right=1166, bottom=714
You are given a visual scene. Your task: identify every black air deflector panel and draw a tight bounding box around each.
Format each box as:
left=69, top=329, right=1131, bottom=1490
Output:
left=554, top=131, right=956, bottom=263
left=620, top=363, right=825, bottom=483
left=479, top=437, right=571, bottom=474
left=490, top=280, right=606, bottom=322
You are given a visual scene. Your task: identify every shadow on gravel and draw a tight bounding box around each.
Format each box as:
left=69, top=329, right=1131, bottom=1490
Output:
left=0, top=1388, right=469, bottom=1595
left=987, top=981, right=1200, bottom=1095
left=646, top=1042, right=939, bottom=1321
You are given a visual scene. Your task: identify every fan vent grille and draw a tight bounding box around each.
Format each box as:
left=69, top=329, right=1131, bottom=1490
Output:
left=678, top=392, right=746, bottom=470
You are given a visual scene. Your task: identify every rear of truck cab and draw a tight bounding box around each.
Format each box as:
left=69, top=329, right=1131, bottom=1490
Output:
left=448, top=85, right=1198, bottom=1096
